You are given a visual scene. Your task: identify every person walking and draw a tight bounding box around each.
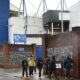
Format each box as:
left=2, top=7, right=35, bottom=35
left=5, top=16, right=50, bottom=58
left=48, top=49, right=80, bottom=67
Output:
left=37, top=57, right=43, bottom=77
left=22, top=58, right=28, bottom=78
left=28, top=57, right=35, bottom=77
left=45, top=57, right=49, bottom=74
left=64, top=55, right=73, bottom=80
left=46, top=58, right=52, bottom=79
left=46, top=56, right=57, bottom=80
left=51, top=56, right=57, bottom=80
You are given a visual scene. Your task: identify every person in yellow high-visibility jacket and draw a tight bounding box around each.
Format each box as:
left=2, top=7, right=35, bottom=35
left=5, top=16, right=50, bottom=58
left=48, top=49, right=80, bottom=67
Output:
left=28, top=57, right=35, bottom=76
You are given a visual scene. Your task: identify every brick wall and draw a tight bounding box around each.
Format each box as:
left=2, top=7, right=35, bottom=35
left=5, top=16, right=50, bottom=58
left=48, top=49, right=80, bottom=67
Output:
left=42, top=27, right=80, bottom=78
left=2, top=43, right=36, bottom=68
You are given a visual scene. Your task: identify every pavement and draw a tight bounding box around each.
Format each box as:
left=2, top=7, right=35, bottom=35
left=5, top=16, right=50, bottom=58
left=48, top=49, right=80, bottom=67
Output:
left=0, top=68, right=80, bottom=80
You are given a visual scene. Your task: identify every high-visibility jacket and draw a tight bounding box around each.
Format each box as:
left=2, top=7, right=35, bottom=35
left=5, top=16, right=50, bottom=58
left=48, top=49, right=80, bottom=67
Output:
left=28, top=59, right=35, bottom=67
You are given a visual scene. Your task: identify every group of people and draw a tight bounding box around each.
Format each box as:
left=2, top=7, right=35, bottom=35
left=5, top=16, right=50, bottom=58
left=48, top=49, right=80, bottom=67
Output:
left=21, top=57, right=43, bottom=78
left=21, top=55, right=73, bottom=80
left=45, top=55, right=73, bottom=80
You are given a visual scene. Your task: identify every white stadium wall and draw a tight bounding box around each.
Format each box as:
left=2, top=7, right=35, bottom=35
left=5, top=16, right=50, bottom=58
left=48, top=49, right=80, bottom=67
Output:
left=8, top=17, right=25, bottom=44
left=69, top=2, right=80, bottom=31
left=8, top=16, right=45, bottom=45
left=27, top=38, right=42, bottom=45
left=27, top=16, right=46, bottom=34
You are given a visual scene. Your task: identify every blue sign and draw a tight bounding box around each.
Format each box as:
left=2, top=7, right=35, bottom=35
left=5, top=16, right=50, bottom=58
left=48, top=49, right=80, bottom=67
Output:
left=18, top=48, right=25, bottom=52
left=14, top=34, right=26, bottom=43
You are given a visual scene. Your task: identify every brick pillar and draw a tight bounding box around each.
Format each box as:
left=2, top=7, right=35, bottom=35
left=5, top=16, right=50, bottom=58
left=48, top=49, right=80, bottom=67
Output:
left=32, top=44, right=36, bottom=59
left=3, top=43, right=9, bottom=68
left=72, top=27, right=80, bottom=78
left=42, top=34, right=47, bottom=74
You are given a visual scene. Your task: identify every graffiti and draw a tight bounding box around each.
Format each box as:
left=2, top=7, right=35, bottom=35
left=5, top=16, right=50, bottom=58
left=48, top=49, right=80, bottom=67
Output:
left=9, top=52, right=32, bottom=64
left=47, top=46, right=72, bottom=61
left=0, top=52, right=3, bottom=64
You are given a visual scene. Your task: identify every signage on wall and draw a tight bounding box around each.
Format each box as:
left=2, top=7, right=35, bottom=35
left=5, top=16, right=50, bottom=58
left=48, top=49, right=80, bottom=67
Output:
left=18, top=48, right=25, bottom=52
left=14, top=34, right=26, bottom=43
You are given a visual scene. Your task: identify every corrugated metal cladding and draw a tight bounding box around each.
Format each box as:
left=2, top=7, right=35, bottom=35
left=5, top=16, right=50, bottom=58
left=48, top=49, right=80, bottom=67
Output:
left=0, top=0, right=9, bottom=44
left=43, top=10, right=59, bottom=25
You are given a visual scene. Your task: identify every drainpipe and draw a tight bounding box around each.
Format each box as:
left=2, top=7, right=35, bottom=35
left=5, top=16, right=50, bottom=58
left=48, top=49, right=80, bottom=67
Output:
left=51, top=22, right=54, bottom=35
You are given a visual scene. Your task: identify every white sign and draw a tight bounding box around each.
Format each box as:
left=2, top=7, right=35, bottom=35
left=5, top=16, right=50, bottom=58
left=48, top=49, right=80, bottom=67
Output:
left=56, top=63, right=61, bottom=69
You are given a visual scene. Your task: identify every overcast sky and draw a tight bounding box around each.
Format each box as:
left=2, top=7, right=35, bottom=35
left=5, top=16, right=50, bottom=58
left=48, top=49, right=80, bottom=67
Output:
left=10, top=0, right=79, bottom=16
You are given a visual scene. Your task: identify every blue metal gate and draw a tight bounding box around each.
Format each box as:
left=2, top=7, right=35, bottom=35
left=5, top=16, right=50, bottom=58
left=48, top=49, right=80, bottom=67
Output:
left=36, top=47, right=42, bottom=60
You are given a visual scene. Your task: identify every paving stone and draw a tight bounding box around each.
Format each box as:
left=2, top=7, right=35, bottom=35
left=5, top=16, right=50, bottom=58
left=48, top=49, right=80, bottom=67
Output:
left=0, top=68, right=80, bottom=80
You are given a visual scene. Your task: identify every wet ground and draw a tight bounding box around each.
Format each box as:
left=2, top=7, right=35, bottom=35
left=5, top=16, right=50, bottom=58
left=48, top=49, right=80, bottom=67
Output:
left=0, top=68, right=79, bottom=80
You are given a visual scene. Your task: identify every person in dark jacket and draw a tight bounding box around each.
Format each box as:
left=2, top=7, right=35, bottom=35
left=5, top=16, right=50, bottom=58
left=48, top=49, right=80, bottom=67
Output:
left=22, top=58, right=28, bottom=77
left=47, top=58, right=53, bottom=79
left=52, top=56, right=57, bottom=79
left=64, top=55, right=73, bottom=79
left=37, top=58, right=43, bottom=77
left=45, top=58, right=50, bottom=74
left=47, top=56, right=57, bottom=79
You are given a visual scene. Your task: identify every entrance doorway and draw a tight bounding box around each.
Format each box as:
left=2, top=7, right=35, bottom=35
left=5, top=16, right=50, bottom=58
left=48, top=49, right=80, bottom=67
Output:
left=36, top=46, right=42, bottom=60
